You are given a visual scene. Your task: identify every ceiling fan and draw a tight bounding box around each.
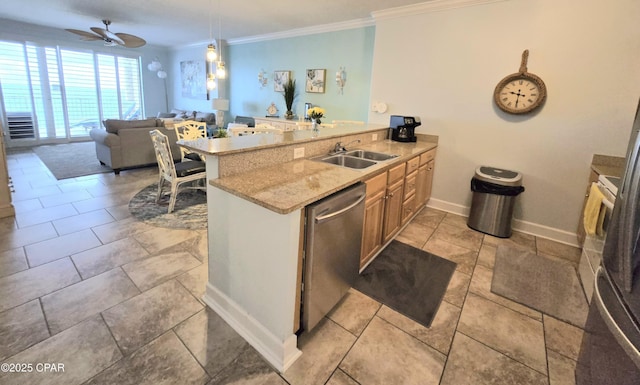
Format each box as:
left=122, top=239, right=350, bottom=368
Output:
left=65, top=19, right=146, bottom=48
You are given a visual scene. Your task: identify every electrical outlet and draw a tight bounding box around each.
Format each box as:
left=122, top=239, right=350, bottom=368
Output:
left=293, top=147, right=305, bottom=159
left=372, top=133, right=378, bottom=141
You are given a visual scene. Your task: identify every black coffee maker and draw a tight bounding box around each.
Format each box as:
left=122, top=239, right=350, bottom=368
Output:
left=390, top=115, right=420, bottom=142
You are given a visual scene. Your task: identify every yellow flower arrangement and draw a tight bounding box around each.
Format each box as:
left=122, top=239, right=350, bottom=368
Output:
left=307, top=107, right=325, bottom=123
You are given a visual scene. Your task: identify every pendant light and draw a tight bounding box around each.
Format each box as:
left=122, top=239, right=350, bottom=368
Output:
left=206, top=0, right=217, bottom=90
left=215, top=0, right=226, bottom=79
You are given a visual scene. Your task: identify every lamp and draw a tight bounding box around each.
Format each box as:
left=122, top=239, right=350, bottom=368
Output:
left=216, top=62, right=226, bottom=79
left=206, top=0, right=217, bottom=91
left=148, top=58, right=168, bottom=112
left=212, top=98, right=229, bottom=128
left=336, top=67, right=346, bottom=94
left=258, top=69, right=268, bottom=88
left=206, top=44, right=217, bottom=63
left=215, top=0, right=227, bottom=79
left=147, top=59, right=162, bottom=72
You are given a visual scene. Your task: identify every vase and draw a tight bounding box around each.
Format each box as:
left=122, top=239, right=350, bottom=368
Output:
left=285, top=110, right=294, bottom=120
left=311, top=120, right=319, bottom=136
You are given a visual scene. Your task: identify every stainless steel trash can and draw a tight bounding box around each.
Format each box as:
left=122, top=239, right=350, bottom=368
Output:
left=467, top=166, right=524, bottom=238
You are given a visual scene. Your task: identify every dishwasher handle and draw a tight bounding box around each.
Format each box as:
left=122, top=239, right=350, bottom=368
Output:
left=315, top=194, right=365, bottom=224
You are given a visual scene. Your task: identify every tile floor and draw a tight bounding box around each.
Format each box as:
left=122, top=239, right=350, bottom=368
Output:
left=0, top=147, right=584, bottom=385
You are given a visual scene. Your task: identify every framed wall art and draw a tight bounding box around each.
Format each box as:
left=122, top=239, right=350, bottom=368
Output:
left=180, top=60, right=208, bottom=100
left=305, top=69, right=326, bottom=93
left=273, top=70, right=290, bottom=92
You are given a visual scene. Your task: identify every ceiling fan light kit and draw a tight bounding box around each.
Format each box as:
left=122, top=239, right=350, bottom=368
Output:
left=66, top=19, right=146, bottom=48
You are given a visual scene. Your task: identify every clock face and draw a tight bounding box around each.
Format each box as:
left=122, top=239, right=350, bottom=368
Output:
left=267, top=104, right=278, bottom=116
left=494, top=73, right=546, bottom=114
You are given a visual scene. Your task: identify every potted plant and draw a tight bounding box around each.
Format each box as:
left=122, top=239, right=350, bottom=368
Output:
left=283, top=78, right=296, bottom=120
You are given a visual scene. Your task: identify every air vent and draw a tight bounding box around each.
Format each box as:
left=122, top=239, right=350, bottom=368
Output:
left=7, top=112, right=35, bottom=139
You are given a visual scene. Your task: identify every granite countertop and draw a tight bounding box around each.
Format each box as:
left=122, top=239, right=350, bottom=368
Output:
left=591, top=154, right=625, bottom=177
left=210, top=140, right=438, bottom=214
left=179, top=123, right=388, bottom=156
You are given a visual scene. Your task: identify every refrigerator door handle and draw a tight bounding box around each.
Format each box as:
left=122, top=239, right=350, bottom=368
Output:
left=621, top=150, right=640, bottom=292
left=594, top=266, right=640, bottom=369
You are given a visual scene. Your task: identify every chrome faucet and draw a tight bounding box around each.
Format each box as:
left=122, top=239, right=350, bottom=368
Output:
left=332, top=139, right=361, bottom=154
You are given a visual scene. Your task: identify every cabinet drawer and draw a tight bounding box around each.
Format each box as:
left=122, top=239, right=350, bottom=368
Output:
left=406, top=156, right=420, bottom=174
left=388, top=162, right=406, bottom=184
left=402, top=194, right=416, bottom=224
left=365, top=172, right=387, bottom=200
left=404, top=170, right=417, bottom=199
left=420, top=149, right=436, bottom=165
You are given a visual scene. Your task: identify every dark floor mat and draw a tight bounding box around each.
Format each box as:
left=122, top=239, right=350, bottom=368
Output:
left=354, top=240, right=457, bottom=328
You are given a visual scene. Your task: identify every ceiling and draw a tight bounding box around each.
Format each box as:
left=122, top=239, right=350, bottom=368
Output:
left=0, top=0, right=430, bottom=47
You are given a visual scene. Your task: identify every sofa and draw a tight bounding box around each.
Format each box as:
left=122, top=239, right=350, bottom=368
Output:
left=157, top=109, right=216, bottom=128
left=89, top=118, right=181, bottom=174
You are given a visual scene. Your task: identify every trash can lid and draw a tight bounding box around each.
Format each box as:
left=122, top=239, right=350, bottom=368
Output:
left=474, top=166, right=522, bottom=186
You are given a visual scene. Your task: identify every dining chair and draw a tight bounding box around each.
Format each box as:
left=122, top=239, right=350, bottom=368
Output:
left=174, top=120, right=207, bottom=161
left=149, top=129, right=206, bottom=214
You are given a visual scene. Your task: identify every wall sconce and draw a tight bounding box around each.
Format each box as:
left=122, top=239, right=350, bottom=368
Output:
left=258, top=69, right=268, bottom=88
left=336, top=67, right=346, bottom=94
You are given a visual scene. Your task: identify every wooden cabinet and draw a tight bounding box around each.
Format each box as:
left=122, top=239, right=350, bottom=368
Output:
left=415, top=149, right=436, bottom=209
left=401, top=156, right=420, bottom=225
left=361, top=162, right=405, bottom=267
left=383, top=176, right=405, bottom=243
left=361, top=172, right=387, bottom=267
left=0, top=126, right=15, bottom=218
left=360, top=148, right=437, bottom=268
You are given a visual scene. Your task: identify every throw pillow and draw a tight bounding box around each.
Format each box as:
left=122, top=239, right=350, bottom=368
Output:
left=157, top=112, right=177, bottom=118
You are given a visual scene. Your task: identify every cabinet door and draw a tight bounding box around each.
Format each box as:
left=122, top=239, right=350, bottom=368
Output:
left=415, top=163, right=428, bottom=208
left=382, top=178, right=404, bottom=243
left=0, top=128, right=15, bottom=218
left=424, top=159, right=435, bottom=203
left=361, top=189, right=386, bottom=267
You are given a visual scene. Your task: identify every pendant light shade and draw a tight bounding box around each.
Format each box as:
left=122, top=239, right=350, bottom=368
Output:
left=206, top=44, right=217, bottom=62
left=216, top=61, right=226, bottom=79
left=207, top=73, right=216, bottom=90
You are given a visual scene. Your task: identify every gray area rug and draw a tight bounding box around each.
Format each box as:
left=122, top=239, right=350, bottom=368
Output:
left=33, top=142, right=111, bottom=180
left=491, top=245, right=588, bottom=327
left=354, top=240, right=457, bottom=328
left=129, top=183, right=207, bottom=230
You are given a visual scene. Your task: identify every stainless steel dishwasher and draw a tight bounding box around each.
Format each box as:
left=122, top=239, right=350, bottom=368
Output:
left=302, top=182, right=366, bottom=332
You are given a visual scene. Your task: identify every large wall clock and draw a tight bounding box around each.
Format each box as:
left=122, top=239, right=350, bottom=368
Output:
left=494, top=50, right=547, bottom=114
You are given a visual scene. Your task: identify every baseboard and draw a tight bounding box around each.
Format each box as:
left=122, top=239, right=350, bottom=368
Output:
left=427, top=198, right=470, bottom=217
left=427, top=198, right=579, bottom=247
left=203, top=283, right=302, bottom=373
left=0, top=203, right=15, bottom=218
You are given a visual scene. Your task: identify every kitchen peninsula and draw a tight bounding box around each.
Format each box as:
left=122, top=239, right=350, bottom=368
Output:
left=179, top=124, right=438, bottom=372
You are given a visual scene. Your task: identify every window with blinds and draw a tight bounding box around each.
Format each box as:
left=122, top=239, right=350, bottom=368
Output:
left=0, top=41, right=143, bottom=142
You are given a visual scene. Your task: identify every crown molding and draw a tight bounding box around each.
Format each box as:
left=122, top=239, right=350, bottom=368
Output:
left=227, top=17, right=374, bottom=46
left=372, top=0, right=508, bottom=21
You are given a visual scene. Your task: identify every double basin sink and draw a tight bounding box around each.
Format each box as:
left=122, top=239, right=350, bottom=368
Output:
left=313, top=150, right=398, bottom=169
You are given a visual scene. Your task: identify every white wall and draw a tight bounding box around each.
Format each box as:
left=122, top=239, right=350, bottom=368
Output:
left=369, top=0, right=640, bottom=244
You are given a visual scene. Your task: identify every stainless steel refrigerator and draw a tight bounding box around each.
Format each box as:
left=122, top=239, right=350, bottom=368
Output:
left=576, top=100, right=640, bottom=384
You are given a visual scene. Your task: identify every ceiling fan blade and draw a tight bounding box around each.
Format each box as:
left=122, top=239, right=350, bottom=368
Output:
left=90, top=27, right=125, bottom=45
left=65, top=29, right=103, bottom=41
left=115, top=33, right=146, bottom=48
